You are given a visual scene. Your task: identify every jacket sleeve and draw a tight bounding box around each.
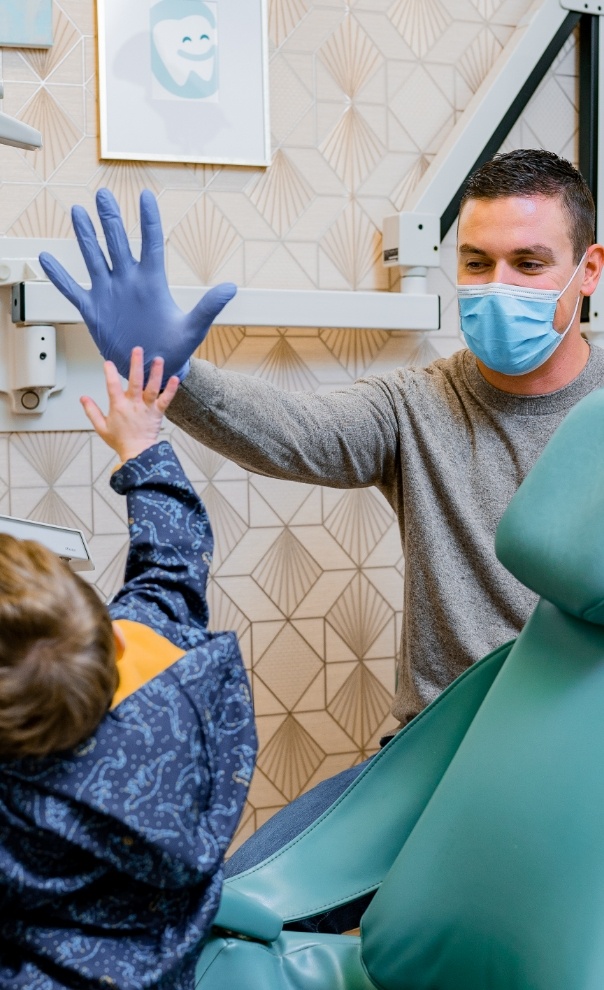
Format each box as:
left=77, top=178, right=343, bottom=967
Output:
left=108, top=440, right=212, bottom=649
left=166, top=358, right=400, bottom=490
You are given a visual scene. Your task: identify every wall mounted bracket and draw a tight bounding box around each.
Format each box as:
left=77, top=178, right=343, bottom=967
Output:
left=10, top=280, right=441, bottom=333
left=0, top=235, right=440, bottom=431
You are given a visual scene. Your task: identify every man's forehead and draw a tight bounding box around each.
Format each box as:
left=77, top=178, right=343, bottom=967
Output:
left=460, top=190, right=565, bottom=210
left=457, top=193, right=573, bottom=253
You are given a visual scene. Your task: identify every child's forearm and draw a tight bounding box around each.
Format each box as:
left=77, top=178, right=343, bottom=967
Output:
left=108, top=441, right=213, bottom=640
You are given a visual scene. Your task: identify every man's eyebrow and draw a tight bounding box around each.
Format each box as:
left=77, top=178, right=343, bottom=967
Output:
left=509, top=244, right=556, bottom=261
left=458, top=242, right=556, bottom=262
left=458, top=244, right=487, bottom=255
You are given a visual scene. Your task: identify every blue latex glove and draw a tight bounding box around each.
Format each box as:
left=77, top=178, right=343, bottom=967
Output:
left=38, top=187, right=237, bottom=384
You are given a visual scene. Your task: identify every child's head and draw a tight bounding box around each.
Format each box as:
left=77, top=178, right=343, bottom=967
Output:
left=0, top=534, right=118, bottom=760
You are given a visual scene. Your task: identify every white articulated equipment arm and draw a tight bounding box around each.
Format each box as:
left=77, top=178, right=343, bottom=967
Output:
left=382, top=0, right=585, bottom=271
left=405, top=0, right=571, bottom=220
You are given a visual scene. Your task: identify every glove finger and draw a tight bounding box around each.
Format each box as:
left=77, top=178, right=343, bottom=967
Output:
left=188, top=282, right=237, bottom=332
left=38, top=251, right=91, bottom=319
left=96, top=187, right=135, bottom=274
left=71, top=205, right=110, bottom=282
left=139, top=189, right=167, bottom=274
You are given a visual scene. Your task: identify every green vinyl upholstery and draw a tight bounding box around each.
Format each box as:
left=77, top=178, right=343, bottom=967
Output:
left=196, top=387, right=604, bottom=990
left=362, top=601, right=604, bottom=990
left=197, top=931, right=373, bottom=990
left=196, top=642, right=511, bottom=989
left=495, top=387, right=604, bottom=623
left=361, top=386, right=604, bottom=989
left=220, top=640, right=511, bottom=924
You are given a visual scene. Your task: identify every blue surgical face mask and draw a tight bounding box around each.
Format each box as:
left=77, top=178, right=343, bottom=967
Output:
left=457, top=252, right=587, bottom=376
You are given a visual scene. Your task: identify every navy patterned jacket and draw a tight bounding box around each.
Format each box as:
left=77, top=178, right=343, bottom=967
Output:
left=0, top=442, right=256, bottom=990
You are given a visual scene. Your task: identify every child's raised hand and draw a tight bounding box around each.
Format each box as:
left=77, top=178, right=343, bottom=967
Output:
left=81, top=347, right=180, bottom=462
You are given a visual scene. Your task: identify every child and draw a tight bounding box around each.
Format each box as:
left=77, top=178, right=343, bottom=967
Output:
left=0, top=348, right=256, bottom=990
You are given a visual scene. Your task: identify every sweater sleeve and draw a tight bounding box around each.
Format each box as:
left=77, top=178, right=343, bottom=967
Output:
left=166, top=358, right=400, bottom=489
left=108, top=440, right=212, bottom=649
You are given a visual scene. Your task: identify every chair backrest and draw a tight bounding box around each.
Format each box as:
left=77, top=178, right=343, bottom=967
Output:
left=361, top=387, right=604, bottom=990
left=495, top=387, right=604, bottom=625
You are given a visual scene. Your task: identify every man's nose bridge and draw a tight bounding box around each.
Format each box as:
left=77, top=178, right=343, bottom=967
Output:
left=492, top=260, right=510, bottom=283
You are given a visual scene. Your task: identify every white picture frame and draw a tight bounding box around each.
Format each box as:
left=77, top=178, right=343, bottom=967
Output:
left=97, top=0, right=271, bottom=166
left=0, top=0, right=53, bottom=47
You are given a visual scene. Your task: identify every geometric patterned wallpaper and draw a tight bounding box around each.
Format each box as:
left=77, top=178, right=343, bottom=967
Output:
left=0, top=0, right=580, bottom=847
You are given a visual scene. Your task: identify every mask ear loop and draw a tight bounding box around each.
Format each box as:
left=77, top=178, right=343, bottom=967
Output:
left=556, top=250, right=587, bottom=299
left=556, top=250, right=588, bottom=337
left=559, top=292, right=582, bottom=337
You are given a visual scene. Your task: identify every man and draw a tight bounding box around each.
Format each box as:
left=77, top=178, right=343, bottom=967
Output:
left=38, top=148, right=604, bottom=927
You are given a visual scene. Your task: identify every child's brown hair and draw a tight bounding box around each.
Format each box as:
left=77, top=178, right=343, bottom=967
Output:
left=0, top=534, right=118, bottom=760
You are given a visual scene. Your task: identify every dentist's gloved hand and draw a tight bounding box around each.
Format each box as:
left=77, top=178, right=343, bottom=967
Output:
left=38, top=187, right=237, bottom=384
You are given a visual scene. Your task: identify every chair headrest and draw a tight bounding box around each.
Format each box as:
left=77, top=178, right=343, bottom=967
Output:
left=495, top=387, right=604, bottom=625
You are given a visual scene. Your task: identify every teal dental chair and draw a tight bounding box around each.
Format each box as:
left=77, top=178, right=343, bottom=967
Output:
left=196, top=387, right=604, bottom=990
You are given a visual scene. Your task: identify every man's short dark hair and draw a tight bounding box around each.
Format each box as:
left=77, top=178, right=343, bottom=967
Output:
left=459, top=149, right=595, bottom=262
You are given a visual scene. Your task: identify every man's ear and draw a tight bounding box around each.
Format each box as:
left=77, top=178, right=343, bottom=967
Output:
left=581, top=243, right=604, bottom=297
left=112, top=621, right=126, bottom=661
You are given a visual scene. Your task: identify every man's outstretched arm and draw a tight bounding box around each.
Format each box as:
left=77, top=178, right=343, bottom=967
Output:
left=40, top=188, right=400, bottom=490
left=169, top=357, right=400, bottom=490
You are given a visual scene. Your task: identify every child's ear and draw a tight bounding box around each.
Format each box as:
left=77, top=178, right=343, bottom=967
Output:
left=112, top=621, right=126, bottom=661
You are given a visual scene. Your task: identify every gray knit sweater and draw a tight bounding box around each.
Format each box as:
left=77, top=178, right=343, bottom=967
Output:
left=168, top=345, right=604, bottom=726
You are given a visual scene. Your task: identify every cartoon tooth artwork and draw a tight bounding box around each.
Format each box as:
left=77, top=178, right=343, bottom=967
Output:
left=150, top=0, right=218, bottom=100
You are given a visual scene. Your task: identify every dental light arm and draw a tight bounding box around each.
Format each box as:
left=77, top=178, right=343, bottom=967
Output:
left=0, top=110, right=42, bottom=151
left=0, top=79, right=42, bottom=151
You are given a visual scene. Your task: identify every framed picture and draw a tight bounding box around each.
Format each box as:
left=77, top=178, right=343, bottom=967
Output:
left=0, top=0, right=53, bottom=47
left=97, top=0, right=271, bottom=166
